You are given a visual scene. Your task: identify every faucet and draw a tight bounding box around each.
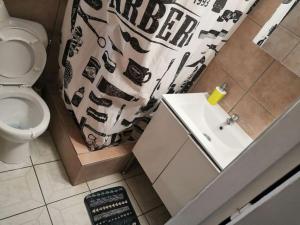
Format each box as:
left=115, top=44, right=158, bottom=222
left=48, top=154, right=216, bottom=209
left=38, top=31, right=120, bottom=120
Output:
left=219, top=114, right=239, bottom=130
left=226, top=114, right=239, bottom=125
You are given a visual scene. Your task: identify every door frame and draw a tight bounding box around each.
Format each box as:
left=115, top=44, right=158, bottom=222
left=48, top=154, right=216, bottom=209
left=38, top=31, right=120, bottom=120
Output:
left=166, top=97, right=300, bottom=225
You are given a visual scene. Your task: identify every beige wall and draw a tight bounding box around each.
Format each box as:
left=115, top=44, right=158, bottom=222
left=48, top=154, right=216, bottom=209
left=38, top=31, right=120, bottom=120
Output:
left=192, top=0, right=300, bottom=139
left=3, top=0, right=67, bottom=87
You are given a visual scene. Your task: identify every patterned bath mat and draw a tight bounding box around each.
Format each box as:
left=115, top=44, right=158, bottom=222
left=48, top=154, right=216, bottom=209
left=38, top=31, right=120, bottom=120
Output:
left=84, top=186, right=140, bottom=225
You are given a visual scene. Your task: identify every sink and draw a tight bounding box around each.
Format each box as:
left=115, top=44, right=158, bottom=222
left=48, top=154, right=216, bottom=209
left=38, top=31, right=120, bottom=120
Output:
left=163, top=93, right=253, bottom=170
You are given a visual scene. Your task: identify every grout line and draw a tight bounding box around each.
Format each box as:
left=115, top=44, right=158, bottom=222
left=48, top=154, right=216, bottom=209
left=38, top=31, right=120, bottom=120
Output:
left=247, top=16, right=263, bottom=28
left=32, top=159, right=60, bottom=167
left=46, top=191, right=90, bottom=206
left=30, top=157, right=54, bottom=225
left=89, top=179, right=126, bottom=192
left=0, top=205, right=45, bottom=221
left=228, top=59, right=275, bottom=113
left=281, top=41, right=300, bottom=63
left=0, top=165, right=33, bottom=174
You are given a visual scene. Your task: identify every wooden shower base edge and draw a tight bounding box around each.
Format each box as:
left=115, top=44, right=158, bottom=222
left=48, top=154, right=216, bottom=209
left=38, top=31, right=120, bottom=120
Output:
left=44, top=89, right=133, bottom=185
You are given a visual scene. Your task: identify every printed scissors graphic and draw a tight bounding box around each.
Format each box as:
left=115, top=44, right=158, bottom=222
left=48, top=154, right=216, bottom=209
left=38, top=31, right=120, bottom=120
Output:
left=78, top=5, right=107, bottom=48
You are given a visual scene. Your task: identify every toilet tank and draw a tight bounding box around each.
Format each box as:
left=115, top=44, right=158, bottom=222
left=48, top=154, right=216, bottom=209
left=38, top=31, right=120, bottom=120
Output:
left=0, top=0, right=9, bottom=22
left=0, top=0, right=48, bottom=47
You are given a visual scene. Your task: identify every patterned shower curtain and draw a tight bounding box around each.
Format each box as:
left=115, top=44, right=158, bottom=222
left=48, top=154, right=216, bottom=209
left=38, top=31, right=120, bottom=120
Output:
left=59, top=0, right=256, bottom=151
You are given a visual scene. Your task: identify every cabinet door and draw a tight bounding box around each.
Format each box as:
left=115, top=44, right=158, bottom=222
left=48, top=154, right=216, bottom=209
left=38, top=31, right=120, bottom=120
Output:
left=153, top=136, right=220, bottom=215
left=133, top=102, right=188, bottom=183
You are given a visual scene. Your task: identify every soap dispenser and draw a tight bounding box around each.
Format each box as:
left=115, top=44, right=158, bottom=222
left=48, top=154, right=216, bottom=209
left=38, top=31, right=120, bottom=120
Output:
left=207, top=83, right=228, bottom=105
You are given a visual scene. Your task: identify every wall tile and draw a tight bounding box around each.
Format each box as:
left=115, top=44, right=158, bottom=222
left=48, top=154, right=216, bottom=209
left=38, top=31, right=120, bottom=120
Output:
left=217, top=18, right=273, bottom=89
left=248, top=0, right=282, bottom=26
left=192, top=59, right=245, bottom=112
left=282, top=43, right=300, bottom=77
left=3, top=0, right=60, bottom=35
left=250, top=61, right=300, bottom=117
left=281, top=3, right=300, bottom=37
left=231, top=94, right=274, bottom=139
left=262, top=26, right=300, bottom=61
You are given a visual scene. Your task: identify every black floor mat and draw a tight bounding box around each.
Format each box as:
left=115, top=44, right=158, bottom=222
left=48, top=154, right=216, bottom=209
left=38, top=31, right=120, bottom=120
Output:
left=84, top=186, right=141, bottom=225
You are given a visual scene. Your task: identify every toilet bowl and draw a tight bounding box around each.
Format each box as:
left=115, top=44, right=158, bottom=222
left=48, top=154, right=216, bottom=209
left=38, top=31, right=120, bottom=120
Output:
left=0, top=1, right=50, bottom=163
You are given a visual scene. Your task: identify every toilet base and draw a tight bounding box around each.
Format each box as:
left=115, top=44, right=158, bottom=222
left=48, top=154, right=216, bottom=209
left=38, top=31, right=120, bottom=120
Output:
left=0, top=136, right=30, bottom=164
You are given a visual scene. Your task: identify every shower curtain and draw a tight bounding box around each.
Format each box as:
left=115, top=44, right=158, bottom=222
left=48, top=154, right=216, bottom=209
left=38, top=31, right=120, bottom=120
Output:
left=254, top=0, right=298, bottom=46
left=59, top=0, right=256, bottom=151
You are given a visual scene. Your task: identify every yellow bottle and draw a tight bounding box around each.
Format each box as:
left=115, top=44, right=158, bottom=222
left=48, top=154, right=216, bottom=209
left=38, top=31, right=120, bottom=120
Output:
left=207, top=83, right=228, bottom=105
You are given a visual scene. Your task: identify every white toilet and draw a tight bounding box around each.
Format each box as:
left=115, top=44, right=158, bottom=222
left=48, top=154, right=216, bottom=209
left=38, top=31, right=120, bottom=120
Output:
left=0, top=1, right=50, bottom=163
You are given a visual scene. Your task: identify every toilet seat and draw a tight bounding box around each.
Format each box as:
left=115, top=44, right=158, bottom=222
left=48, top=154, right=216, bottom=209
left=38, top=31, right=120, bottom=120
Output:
left=0, top=87, right=50, bottom=142
left=0, top=27, right=47, bottom=86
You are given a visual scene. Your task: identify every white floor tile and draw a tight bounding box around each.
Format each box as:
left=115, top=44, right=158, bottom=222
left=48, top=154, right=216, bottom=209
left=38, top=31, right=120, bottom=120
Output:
left=138, top=215, right=150, bottom=225
left=92, top=180, right=142, bottom=216
left=0, top=167, right=44, bottom=219
left=48, top=193, right=91, bottom=225
left=126, top=175, right=162, bottom=213
left=0, top=157, right=32, bottom=173
left=145, top=206, right=171, bottom=225
left=30, top=131, right=60, bottom=165
left=35, top=161, right=89, bottom=203
left=87, top=173, right=123, bottom=190
left=0, top=206, right=52, bottom=225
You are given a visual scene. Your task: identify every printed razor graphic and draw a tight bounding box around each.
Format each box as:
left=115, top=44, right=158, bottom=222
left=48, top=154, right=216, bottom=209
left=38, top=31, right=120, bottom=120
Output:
left=168, top=52, right=191, bottom=93
left=97, top=78, right=139, bottom=102
left=102, top=51, right=117, bottom=73
left=139, top=58, right=175, bottom=113
left=108, top=36, right=123, bottom=55
left=87, top=107, right=108, bottom=123
left=187, top=56, right=205, bottom=67
left=120, top=28, right=149, bottom=53
left=89, top=91, right=113, bottom=107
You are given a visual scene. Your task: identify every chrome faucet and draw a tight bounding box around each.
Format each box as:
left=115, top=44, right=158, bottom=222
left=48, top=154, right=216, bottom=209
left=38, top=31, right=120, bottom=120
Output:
left=219, top=114, right=240, bottom=130
left=219, top=114, right=239, bottom=130
left=226, top=114, right=239, bottom=125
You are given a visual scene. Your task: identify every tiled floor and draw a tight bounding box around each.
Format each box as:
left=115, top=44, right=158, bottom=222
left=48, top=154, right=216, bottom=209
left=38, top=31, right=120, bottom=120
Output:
left=0, top=131, right=171, bottom=225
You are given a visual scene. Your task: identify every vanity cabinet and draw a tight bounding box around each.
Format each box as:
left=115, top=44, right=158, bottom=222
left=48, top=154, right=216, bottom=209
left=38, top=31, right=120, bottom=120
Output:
left=133, top=101, right=221, bottom=215
left=153, top=136, right=219, bottom=215
left=133, top=102, right=188, bottom=183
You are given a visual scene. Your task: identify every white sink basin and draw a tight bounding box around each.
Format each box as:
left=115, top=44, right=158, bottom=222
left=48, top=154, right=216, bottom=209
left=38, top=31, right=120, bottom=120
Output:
left=163, top=93, right=253, bottom=170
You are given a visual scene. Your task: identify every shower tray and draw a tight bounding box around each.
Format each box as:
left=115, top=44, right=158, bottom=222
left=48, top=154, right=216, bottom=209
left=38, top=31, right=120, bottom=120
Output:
left=45, top=88, right=133, bottom=185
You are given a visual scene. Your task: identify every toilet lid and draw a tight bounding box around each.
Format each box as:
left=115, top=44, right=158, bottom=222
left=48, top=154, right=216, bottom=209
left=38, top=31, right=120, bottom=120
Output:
left=0, top=27, right=47, bottom=86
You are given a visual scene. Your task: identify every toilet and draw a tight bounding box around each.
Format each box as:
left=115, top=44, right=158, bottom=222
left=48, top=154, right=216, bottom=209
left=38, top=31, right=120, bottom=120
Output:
left=0, top=1, right=50, bottom=163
